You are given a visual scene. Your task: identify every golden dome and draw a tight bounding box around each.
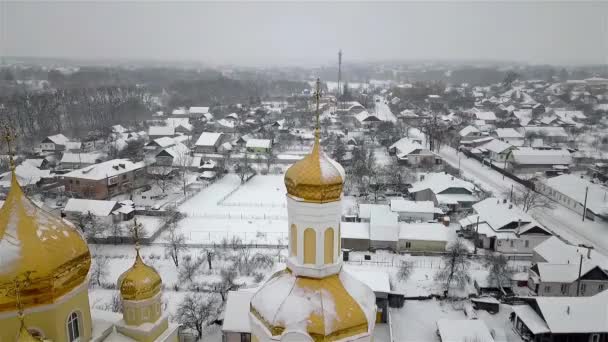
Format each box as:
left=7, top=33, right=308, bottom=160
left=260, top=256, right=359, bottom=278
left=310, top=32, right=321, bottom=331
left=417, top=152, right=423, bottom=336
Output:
left=0, top=173, right=91, bottom=313
left=17, top=320, right=41, bottom=342
left=284, top=136, right=345, bottom=203
left=250, top=268, right=375, bottom=341
left=118, top=250, right=162, bottom=301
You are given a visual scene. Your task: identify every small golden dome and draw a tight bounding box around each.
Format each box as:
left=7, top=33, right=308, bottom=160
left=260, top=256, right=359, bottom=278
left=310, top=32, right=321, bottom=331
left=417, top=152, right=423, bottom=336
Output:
left=118, top=250, right=162, bottom=301
left=284, top=136, right=345, bottom=203
left=0, top=173, right=91, bottom=313
left=250, top=268, right=375, bottom=340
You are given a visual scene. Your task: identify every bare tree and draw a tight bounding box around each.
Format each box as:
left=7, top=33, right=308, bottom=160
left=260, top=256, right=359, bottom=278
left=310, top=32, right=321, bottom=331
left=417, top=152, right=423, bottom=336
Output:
left=231, top=249, right=274, bottom=276
left=235, top=152, right=253, bottom=183
left=90, top=256, right=109, bottom=286
left=176, top=293, right=221, bottom=340
left=178, top=256, right=202, bottom=283
left=164, top=224, right=187, bottom=267
left=485, top=253, right=513, bottom=293
left=151, top=165, right=175, bottom=194
left=397, top=260, right=414, bottom=280
left=216, top=268, right=238, bottom=302
left=507, top=186, right=555, bottom=213
left=435, top=239, right=471, bottom=295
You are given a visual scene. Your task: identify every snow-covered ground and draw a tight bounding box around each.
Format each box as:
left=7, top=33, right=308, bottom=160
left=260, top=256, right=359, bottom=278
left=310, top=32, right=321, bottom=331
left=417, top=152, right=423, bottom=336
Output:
left=390, top=299, right=519, bottom=342
left=439, top=146, right=608, bottom=255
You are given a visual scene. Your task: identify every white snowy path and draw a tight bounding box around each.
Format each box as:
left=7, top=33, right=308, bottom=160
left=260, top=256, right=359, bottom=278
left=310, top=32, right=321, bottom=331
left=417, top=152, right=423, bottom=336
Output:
left=439, top=146, right=608, bottom=255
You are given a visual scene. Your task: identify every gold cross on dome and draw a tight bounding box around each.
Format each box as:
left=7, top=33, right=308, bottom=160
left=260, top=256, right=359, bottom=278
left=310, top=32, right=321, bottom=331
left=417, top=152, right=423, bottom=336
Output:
left=312, top=78, right=322, bottom=135
left=130, top=218, right=144, bottom=251
left=6, top=271, right=34, bottom=314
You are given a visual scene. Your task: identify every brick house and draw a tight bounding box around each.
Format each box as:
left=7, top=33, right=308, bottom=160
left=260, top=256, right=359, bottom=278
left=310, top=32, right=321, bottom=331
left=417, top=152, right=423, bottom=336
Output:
left=62, top=159, right=146, bottom=199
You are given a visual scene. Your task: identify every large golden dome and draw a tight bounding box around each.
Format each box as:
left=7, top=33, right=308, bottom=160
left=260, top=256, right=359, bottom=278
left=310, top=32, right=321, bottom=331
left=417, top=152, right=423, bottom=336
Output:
left=284, top=136, right=345, bottom=203
left=0, top=173, right=91, bottom=312
left=118, top=250, right=162, bottom=301
left=250, top=268, right=376, bottom=341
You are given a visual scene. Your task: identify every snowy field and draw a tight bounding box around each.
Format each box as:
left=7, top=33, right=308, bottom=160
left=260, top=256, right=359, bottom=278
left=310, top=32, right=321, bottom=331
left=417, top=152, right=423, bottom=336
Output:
left=221, top=175, right=286, bottom=207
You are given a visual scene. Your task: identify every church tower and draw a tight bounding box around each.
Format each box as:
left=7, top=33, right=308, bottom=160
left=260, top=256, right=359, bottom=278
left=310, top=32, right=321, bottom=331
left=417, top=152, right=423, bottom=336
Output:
left=249, top=79, right=376, bottom=342
left=116, top=223, right=176, bottom=342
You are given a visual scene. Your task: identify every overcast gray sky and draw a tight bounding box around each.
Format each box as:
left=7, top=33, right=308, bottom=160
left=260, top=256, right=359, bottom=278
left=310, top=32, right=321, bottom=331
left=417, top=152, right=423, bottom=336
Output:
left=1, top=1, right=607, bottom=66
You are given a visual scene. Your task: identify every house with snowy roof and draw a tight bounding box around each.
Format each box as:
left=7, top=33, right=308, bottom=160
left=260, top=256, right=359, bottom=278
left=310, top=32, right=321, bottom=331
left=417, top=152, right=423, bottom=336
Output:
left=64, top=198, right=135, bottom=226
left=221, top=289, right=256, bottom=342
left=170, top=107, right=188, bottom=116
left=389, top=137, right=441, bottom=166
left=389, top=199, right=443, bottom=222
left=511, top=290, right=608, bottom=342
left=354, top=110, right=381, bottom=126
left=188, top=106, right=210, bottom=118
left=245, top=139, right=272, bottom=153
left=59, top=152, right=105, bottom=170
left=474, top=111, right=497, bottom=123
left=477, top=139, right=516, bottom=163
left=506, top=147, right=572, bottom=174
left=459, top=197, right=552, bottom=255
left=39, top=133, right=71, bottom=152
left=409, top=172, right=478, bottom=212
left=147, top=125, right=176, bottom=139
left=194, top=132, right=225, bottom=153
left=492, top=128, right=524, bottom=146
left=0, top=163, right=51, bottom=191
left=62, top=159, right=146, bottom=199
left=535, top=174, right=608, bottom=221
left=154, top=142, right=192, bottom=167
left=521, top=126, right=569, bottom=144
left=436, top=319, right=495, bottom=342
left=397, top=222, right=448, bottom=252
left=459, top=125, right=483, bottom=142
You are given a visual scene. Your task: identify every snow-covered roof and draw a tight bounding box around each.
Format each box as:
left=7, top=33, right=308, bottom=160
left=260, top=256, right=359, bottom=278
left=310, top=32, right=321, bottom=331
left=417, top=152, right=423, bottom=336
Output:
left=22, top=159, right=45, bottom=168
left=63, top=159, right=145, bottom=180
left=474, top=111, right=497, bottom=121
left=473, top=198, right=535, bottom=231
left=522, top=126, right=569, bottom=138
left=390, top=199, right=438, bottom=214
left=111, top=125, right=127, bottom=133
left=435, top=193, right=478, bottom=205
left=543, top=174, right=608, bottom=215
left=409, top=173, right=475, bottom=195
left=148, top=125, right=175, bottom=136
left=45, top=133, right=70, bottom=145
left=245, top=139, right=271, bottom=149
left=511, top=305, right=551, bottom=334
left=398, top=222, right=448, bottom=242
left=165, top=117, right=193, bottom=131
left=147, top=137, right=176, bottom=148
left=0, top=164, right=51, bottom=187
left=341, top=222, right=370, bottom=240
left=217, top=118, right=236, bottom=128
left=354, top=111, right=379, bottom=123
left=513, top=109, right=533, bottom=126
left=533, top=262, right=603, bottom=283
left=389, top=137, right=424, bottom=157
left=222, top=290, right=255, bottom=333
left=60, top=152, right=105, bottom=165
left=171, top=108, right=188, bottom=115
left=534, top=236, right=608, bottom=268
left=195, top=132, right=223, bottom=147
left=370, top=205, right=399, bottom=242
left=494, top=128, right=523, bottom=139
left=65, top=141, right=82, bottom=150
left=345, top=268, right=391, bottom=293
left=511, top=148, right=572, bottom=165
left=459, top=125, right=480, bottom=137
left=188, top=106, right=209, bottom=114
left=554, top=109, right=586, bottom=121
left=533, top=291, right=608, bottom=334
left=158, top=143, right=191, bottom=164
left=436, top=319, right=495, bottom=342
left=479, top=139, right=513, bottom=154
left=64, top=198, right=117, bottom=216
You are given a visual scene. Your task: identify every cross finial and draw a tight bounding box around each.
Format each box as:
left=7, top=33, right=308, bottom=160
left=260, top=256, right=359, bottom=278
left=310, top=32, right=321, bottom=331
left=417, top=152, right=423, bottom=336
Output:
left=6, top=271, right=33, bottom=316
left=313, top=78, right=322, bottom=139
left=131, top=217, right=143, bottom=254
left=2, top=123, right=16, bottom=171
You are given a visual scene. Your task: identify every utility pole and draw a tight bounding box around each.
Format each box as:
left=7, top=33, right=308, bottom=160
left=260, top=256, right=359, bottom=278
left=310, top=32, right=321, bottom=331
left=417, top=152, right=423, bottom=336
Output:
left=576, top=244, right=594, bottom=296
left=337, top=49, right=342, bottom=112
left=510, top=184, right=514, bottom=203
left=582, top=186, right=589, bottom=222
left=474, top=215, right=480, bottom=255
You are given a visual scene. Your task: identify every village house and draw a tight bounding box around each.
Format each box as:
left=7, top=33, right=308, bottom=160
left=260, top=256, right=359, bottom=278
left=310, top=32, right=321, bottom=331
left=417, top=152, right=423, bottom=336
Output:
left=144, top=136, right=177, bottom=152
left=62, top=159, right=146, bottom=199
left=520, top=126, right=570, bottom=145
left=39, top=133, right=70, bottom=153
left=477, top=139, right=516, bottom=163
left=245, top=139, right=272, bottom=154
left=63, top=198, right=135, bottom=225
left=389, top=199, right=442, bottom=222
left=492, top=128, right=525, bottom=146
left=222, top=290, right=255, bottom=342
left=194, top=132, right=225, bottom=154
left=535, top=174, right=608, bottom=221
left=59, top=152, right=105, bottom=170
left=436, top=319, right=495, bottom=342
left=530, top=237, right=608, bottom=297
left=409, top=172, right=478, bottom=212
left=458, top=125, right=483, bottom=143
left=0, top=163, right=51, bottom=192
left=154, top=142, right=192, bottom=167
left=459, top=198, right=552, bottom=255
left=511, top=291, right=608, bottom=342
left=397, top=222, right=448, bottom=253
left=507, top=148, right=572, bottom=174
left=354, top=110, right=381, bottom=126
left=389, top=137, right=441, bottom=166
left=188, top=106, right=210, bottom=119
left=147, top=125, right=176, bottom=139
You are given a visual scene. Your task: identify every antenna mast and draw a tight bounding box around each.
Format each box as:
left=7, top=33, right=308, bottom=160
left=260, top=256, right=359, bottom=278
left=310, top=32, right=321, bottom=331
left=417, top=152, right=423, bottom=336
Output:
left=337, top=49, right=342, bottom=111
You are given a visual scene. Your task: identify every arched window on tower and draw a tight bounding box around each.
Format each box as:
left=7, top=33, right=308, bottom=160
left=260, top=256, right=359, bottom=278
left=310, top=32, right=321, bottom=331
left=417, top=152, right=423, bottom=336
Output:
left=66, top=311, right=81, bottom=342
left=303, top=228, right=316, bottom=264
left=324, top=228, right=334, bottom=264
left=290, top=224, right=297, bottom=257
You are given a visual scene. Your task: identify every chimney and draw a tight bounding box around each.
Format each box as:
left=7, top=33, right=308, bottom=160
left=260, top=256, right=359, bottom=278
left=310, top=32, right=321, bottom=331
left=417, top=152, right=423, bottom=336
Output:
left=517, top=218, right=522, bottom=236
left=588, top=248, right=592, bottom=259
left=509, top=204, right=513, bottom=209
left=451, top=176, right=454, bottom=181
left=503, top=198, right=507, bottom=204
left=566, top=306, right=570, bottom=315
